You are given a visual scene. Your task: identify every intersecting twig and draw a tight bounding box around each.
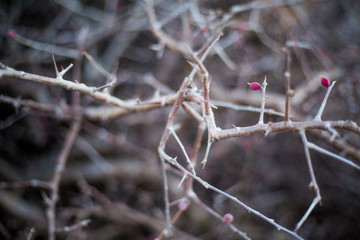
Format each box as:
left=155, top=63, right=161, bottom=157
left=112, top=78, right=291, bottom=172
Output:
left=297, top=130, right=321, bottom=231
left=284, top=47, right=292, bottom=122
left=314, top=81, right=336, bottom=121
left=306, top=139, right=360, bottom=170
left=81, top=50, right=117, bottom=86
left=45, top=119, right=82, bottom=240
left=169, top=126, right=196, bottom=175
left=190, top=192, right=251, bottom=240
left=0, top=62, right=134, bottom=109
left=259, top=76, right=267, bottom=124
left=8, top=31, right=79, bottom=58
left=169, top=160, right=305, bottom=240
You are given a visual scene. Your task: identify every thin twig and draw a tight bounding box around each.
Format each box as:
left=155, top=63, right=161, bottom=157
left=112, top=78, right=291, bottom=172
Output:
left=314, top=81, right=336, bottom=121
left=307, top=140, right=360, bottom=170
left=46, top=119, right=82, bottom=240
left=26, top=227, right=36, bottom=240
left=0, top=180, right=51, bottom=189
left=55, top=219, right=91, bottom=233
left=168, top=161, right=304, bottom=240
left=190, top=192, right=251, bottom=240
left=284, top=47, right=292, bottom=122
left=214, top=120, right=360, bottom=141
left=82, top=50, right=117, bottom=82
left=169, top=126, right=196, bottom=175
left=10, top=32, right=79, bottom=58
left=259, top=76, right=267, bottom=124
left=297, top=130, right=321, bottom=231
left=0, top=64, right=134, bottom=109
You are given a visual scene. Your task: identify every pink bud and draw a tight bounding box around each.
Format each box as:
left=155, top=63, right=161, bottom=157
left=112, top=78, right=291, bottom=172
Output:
left=237, top=22, right=247, bottom=32
left=7, top=29, right=16, bottom=39
left=199, top=27, right=209, bottom=34
left=321, top=77, right=330, bottom=88
left=178, top=201, right=188, bottom=210
left=60, top=65, right=64, bottom=71
left=223, top=213, right=234, bottom=223
left=248, top=82, right=261, bottom=90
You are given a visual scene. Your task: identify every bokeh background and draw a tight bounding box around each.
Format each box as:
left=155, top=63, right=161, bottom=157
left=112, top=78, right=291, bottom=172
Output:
left=1, top=0, right=360, bottom=239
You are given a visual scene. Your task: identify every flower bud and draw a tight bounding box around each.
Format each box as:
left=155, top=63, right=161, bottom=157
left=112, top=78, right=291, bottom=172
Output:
left=199, top=27, right=209, bottom=34
left=7, top=29, right=16, bottom=39
left=321, top=77, right=330, bottom=88
left=178, top=201, right=188, bottom=210
left=248, top=82, right=261, bottom=90
left=223, top=213, right=234, bottom=223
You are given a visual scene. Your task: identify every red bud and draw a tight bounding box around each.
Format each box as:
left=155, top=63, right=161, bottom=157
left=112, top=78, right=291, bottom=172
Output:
left=237, top=22, right=247, bottom=32
left=321, top=77, right=330, bottom=88
left=7, top=29, right=16, bottom=39
left=199, top=27, right=209, bottom=34
left=223, top=213, right=234, bottom=223
left=248, top=82, right=261, bottom=90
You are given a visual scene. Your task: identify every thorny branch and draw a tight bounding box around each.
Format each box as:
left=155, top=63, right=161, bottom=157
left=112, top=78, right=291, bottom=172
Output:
left=1, top=0, right=360, bottom=240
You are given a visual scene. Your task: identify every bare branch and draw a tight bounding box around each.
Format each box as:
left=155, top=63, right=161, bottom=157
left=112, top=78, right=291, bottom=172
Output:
left=0, top=64, right=133, bottom=109
left=297, top=130, right=321, bottom=231
left=314, top=81, right=336, bottom=121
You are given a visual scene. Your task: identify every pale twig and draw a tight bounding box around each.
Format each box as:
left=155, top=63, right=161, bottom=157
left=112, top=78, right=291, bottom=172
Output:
left=168, top=161, right=304, bottom=240
left=9, top=32, right=79, bottom=58
left=75, top=136, right=113, bottom=173
left=145, top=0, right=191, bottom=59
left=0, top=179, right=51, bottom=189
left=26, top=227, right=36, bottom=240
left=177, top=173, right=188, bottom=189
left=81, top=50, right=117, bottom=83
left=181, top=102, right=203, bottom=124
left=297, top=130, right=321, bottom=231
left=312, top=130, right=360, bottom=160
left=219, top=0, right=304, bottom=29
left=187, top=122, right=206, bottom=188
left=211, top=100, right=284, bottom=117
left=0, top=95, right=73, bottom=119
left=52, top=54, right=74, bottom=78
left=190, top=192, right=251, bottom=240
left=283, top=47, right=292, bottom=122
left=0, top=63, right=134, bottom=109
left=200, top=140, right=213, bottom=168
left=307, top=140, right=360, bottom=171
left=169, top=126, right=196, bottom=175
left=82, top=121, right=157, bottom=160
left=213, top=120, right=360, bottom=141
left=155, top=203, right=188, bottom=240
left=47, top=119, right=82, bottom=240
left=55, top=219, right=91, bottom=233
left=314, top=81, right=336, bottom=121
left=258, top=76, right=267, bottom=124
left=83, top=93, right=178, bottom=120
left=54, top=0, right=112, bottom=23
left=159, top=155, right=172, bottom=237
left=157, top=76, right=192, bottom=236
left=155, top=30, right=223, bottom=237
left=189, top=3, right=237, bottom=70
left=248, top=5, right=282, bottom=53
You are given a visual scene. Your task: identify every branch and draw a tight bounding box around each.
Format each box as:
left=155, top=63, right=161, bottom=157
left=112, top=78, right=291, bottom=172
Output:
left=0, top=63, right=133, bottom=109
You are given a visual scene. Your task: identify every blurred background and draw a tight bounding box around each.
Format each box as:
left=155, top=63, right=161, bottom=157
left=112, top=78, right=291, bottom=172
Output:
left=0, top=0, right=360, bottom=239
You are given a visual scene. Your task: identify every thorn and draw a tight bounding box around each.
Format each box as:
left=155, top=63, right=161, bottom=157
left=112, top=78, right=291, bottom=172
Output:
left=201, top=159, right=207, bottom=169
left=51, top=54, right=60, bottom=78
